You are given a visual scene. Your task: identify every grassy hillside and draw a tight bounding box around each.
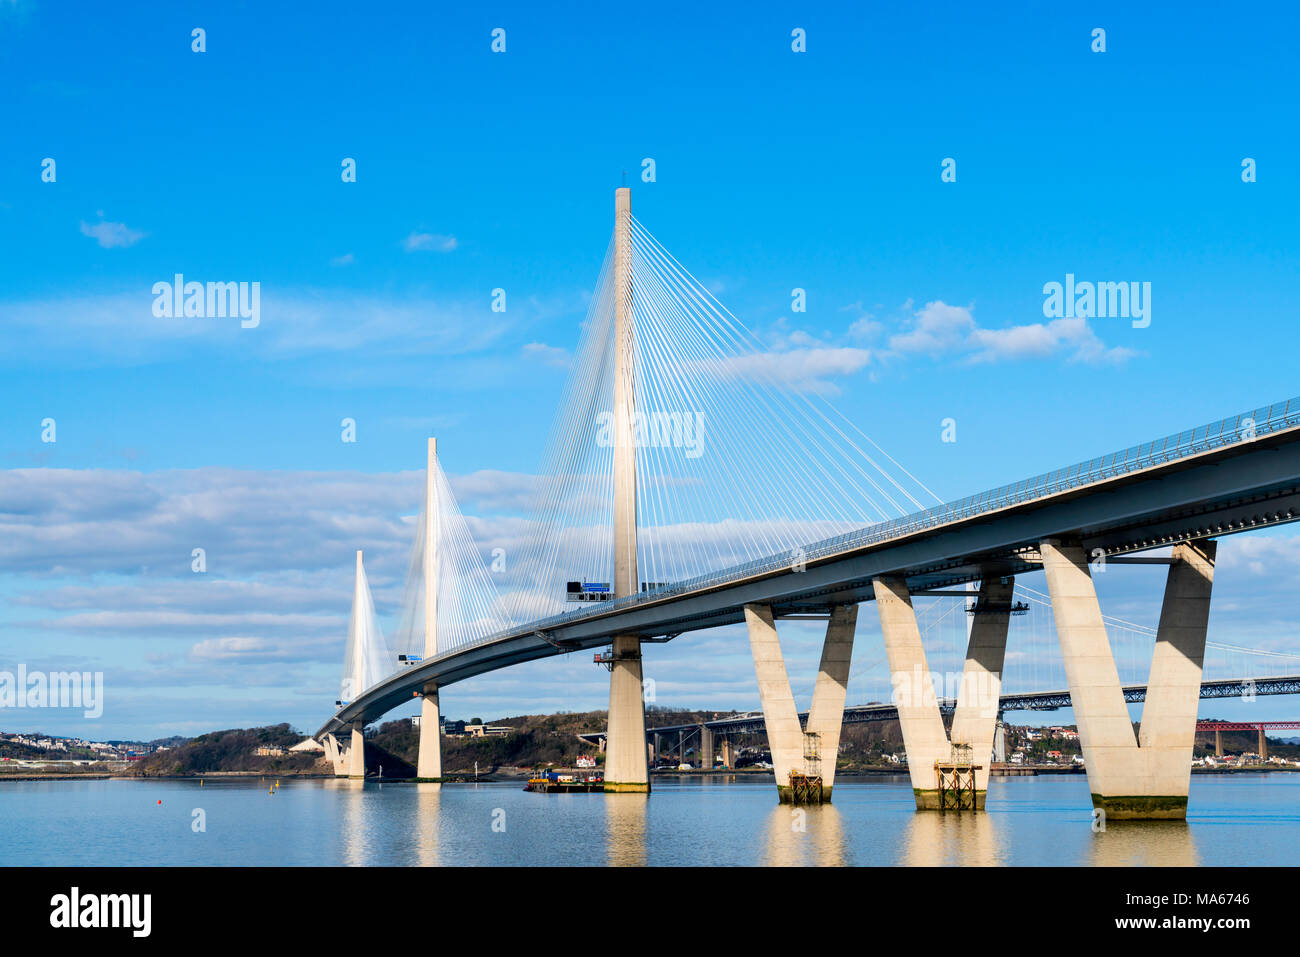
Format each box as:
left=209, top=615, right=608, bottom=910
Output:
left=367, top=707, right=909, bottom=774
left=126, top=724, right=324, bottom=776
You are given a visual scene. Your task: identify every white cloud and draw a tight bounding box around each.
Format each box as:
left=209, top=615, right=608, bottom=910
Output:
left=402, top=231, right=458, bottom=253
left=1218, top=534, right=1300, bottom=579
left=717, top=346, right=872, bottom=396
left=522, top=341, right=570, bottom=368
left=887, top=300, right=1135, bottom=366
left=703, top=316, right=874, bottom=395
left=889, top=300, right=977, bottom=354
left=968, top=316, right=1136, bottom=365
left=711, top=290, right=1132, bottom=398
left=0, top=290, right=512, bottom=366
left=79, top=218, right=145, bottom=248
left=190, top=636, right=302, bottom=662
left=330, top=252, right=355, bottom=266
left=848, top=316, right=883, bottom=342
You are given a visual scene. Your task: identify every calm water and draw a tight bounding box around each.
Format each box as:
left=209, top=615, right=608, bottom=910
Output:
left=1, top=773, right=1297, bottom=866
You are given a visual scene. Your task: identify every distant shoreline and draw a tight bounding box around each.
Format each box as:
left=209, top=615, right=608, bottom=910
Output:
left=2, top=764, right=1294, bottom=783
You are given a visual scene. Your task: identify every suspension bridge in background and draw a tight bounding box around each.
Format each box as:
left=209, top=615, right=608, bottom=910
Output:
left=316, top=188, right=1300, bottom=820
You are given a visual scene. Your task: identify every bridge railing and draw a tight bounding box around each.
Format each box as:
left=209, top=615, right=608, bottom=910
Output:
left=403, top=395, right=1300, bottom=674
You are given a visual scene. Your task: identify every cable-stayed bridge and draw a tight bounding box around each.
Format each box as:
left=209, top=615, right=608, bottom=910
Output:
left=316, top=188, right=1300, bottom=819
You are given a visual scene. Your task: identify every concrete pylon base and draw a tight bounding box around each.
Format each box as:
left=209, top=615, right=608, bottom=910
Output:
left=913, top=789, right=988, bottom=811
left=603, top=633, right=650, bottom=794
left=775, top=785, right=835, bottom=804
left=416, top=687, right=442, bottom=780
left=1092, top=794, right=1189, bottom=820
left=348, top=722, right=365, bottom=780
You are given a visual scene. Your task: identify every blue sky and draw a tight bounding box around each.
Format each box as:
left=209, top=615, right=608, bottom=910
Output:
left=2, top=1, right=1299, bottom=739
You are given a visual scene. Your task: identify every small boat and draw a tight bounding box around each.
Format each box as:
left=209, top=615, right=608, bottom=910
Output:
left=524, top=769, right=605, bottom=793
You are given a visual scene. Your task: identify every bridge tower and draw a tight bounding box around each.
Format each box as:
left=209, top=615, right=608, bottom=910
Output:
left=416, top=437, right=444, bottom=780
left=604, top=186, right=651, bottom=793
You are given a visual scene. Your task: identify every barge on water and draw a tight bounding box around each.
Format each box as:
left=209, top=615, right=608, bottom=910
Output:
left=524, top=769, right=604, bottom=793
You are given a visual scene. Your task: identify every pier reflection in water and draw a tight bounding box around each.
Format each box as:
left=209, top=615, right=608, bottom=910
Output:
left=336, top=778, right=368, bottom=868
left=606, top=793, right=648, bottom=867
left=901, top=805, right=1003, bottom=866
left=763, top=804, right=847, bottom=867
left=414, top=782, right=442, bottom=867
left=1089, top=821, right=1199, bottom=867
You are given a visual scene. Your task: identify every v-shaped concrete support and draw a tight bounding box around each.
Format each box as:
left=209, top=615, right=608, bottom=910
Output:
left=744, top=603, right=858, bottom=802
left=1040, top=539, right=1216, bottom=819
left=321, top=733, right=347, bottom=776
left=874, top=575, right=1015, bottom=809
left=348, top=721, right=366, bottom=780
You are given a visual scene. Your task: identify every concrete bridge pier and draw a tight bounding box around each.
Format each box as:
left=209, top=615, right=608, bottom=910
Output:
left=720, top=736, right=734, bottom=769
left=992, top=715, right=1007, bottom=764
left=874, top=574, right=1014, bottom=810
left=604, top=634, right=650, bottom=792
left=700, top=726, right=714, bottom=769
left=744, top=602, right=858, bottom=802
left=348, top=721, right=366, bottom=780
left=321, top=732, right=347, bottom=776
left=1040, top=538, right=1216, bottom=820
left=417, top=684, right=442, bottom=780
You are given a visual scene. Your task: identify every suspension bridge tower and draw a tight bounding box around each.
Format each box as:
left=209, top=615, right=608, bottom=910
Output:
left=416, top=437, right=443, bottom=780
left=603, top=186, right=650, bottom=793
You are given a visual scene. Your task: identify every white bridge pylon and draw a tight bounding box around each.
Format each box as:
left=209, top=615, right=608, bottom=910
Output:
left=340, top=549, right=390, bottom=707
left=330, top=549, right=390, bottom=779
left=499, top=187, right=943, bottom=791
left=330, top=438, right=511, bottom=779
left=504, top=194, right=941, bottom=624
